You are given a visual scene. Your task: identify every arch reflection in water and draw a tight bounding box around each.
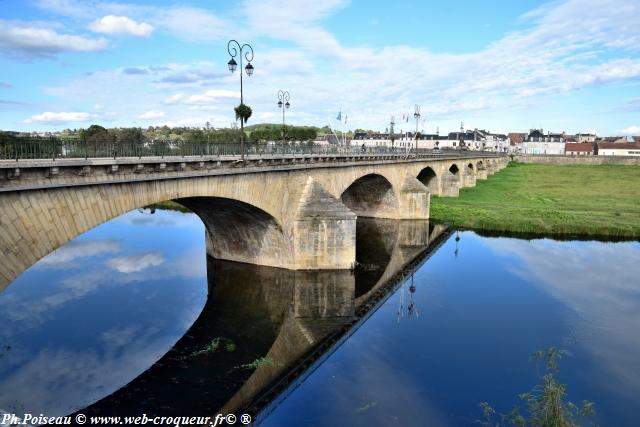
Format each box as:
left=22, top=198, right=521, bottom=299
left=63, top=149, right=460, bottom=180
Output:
left=0, top=208, right=208, bottom=417
left=79, top=217, right=445, bottom=417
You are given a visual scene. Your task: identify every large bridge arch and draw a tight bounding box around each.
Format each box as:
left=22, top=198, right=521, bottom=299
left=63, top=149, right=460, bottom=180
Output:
left=178, top=197, right=291, bottom=268
left=340, top=173, right=399, bottom=218
left=0, top=174, right=294, bottom=291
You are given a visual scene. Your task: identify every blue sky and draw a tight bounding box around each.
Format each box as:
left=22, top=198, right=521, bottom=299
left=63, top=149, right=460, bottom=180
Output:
left=0, top=0, right=639, bottom=135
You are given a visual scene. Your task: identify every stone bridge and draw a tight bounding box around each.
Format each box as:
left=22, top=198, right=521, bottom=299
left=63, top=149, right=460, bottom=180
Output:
left=0, top=153, right=508, bottom=290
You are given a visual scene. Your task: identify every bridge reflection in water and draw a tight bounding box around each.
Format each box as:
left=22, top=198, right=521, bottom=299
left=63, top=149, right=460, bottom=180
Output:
left=76, top=218, right=449, bottom=418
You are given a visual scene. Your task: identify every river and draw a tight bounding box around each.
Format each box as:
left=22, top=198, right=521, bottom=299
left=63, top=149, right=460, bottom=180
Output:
left=0, top=207, right=638, bottom=426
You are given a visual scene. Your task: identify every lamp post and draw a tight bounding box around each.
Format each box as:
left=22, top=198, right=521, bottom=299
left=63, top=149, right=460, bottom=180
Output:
left=413, top=104, right=421, bottom=154
left=277, top=90, right=290, bottom=150
left=227, top=39, right=254, bottom=161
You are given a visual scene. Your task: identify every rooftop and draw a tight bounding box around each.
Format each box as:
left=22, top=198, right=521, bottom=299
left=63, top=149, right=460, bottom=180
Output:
left=595, top=142, right=639, bottom=150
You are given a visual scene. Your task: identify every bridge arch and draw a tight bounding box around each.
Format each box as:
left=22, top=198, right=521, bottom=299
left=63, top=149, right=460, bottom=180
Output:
left=177, top=197, right=290, bottom=268
left=417, top=166, right=439, bottom=195
left=340, top=173, right=399, bottom=218
left=0, top=176, right=292, bottom=291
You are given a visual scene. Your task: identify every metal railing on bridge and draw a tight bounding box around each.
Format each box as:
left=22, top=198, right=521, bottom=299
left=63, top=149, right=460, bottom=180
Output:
left=0, top=137, right=503, bottom=161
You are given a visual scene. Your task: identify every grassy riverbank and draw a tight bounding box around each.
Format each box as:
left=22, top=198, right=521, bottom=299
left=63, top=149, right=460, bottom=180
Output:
left=430, top=162, right=640, bottom=238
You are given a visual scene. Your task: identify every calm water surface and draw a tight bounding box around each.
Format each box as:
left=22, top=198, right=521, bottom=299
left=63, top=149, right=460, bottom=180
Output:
left=0, top=207, right=638, bottom=426
left=263, top=233, right=640, bottom=427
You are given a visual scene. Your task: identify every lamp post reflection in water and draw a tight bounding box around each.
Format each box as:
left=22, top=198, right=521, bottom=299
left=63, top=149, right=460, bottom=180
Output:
left=397, top=274, right=420, bottom=321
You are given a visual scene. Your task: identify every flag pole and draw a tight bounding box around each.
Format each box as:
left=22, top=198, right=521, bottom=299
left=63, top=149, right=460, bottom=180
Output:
left=327, top=116, right=340, bottom=147
left=342, top=112, right=345, bottom=146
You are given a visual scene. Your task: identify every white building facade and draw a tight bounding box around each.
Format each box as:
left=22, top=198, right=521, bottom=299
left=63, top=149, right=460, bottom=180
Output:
left=522, top=141, right=566, bottom=155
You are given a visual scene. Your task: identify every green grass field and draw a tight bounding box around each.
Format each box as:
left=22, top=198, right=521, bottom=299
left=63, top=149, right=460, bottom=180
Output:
left=430, top=162, right=640, bottom=238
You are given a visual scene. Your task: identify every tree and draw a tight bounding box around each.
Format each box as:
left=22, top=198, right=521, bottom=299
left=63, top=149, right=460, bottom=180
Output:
left=184, top=129, right=205, bottom=142
left=78, top=125, right=115, bottom=156
left=116, top=127, right=146, bottom=145
left=79, top=125, right=110, bottom=143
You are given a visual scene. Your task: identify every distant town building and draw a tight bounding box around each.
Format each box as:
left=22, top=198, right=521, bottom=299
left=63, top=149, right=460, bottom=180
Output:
left=575, top=133, right=597, bottom=143
left=526, top=129, right=565, bottom=142
left=564, top=143, right=594, bottom=156
left=594, top=142, right=640, bottom=156
left=597, top=136, right=624, bottom=143
left=522, top=141, right=566, bottom=155
left=508, top=132, right=526, bottom=144
left=317, top=134, right=341, bottom=144
left=523, top=129, right=566, bottom=154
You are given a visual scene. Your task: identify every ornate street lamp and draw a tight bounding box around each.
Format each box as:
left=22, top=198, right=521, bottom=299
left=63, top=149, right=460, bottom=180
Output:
left=413, top=104, right=421, bottom=153
left=227, top=39, right=254, bottom=161
left=277, top=90, right=290, bottom=146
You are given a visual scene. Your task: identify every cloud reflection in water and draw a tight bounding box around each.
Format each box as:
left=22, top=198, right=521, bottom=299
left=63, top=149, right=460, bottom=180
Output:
left=0, top=209, right=207, bottom=417
left=482, top=237, right=640, bottom=406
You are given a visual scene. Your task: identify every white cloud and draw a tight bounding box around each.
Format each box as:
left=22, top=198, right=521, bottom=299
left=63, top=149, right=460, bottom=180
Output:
left=89, top=15, right=154, bottom=38
left=163, top=89, right=238, bottom=105
left=35, top=1, right=229, bottom=42
left=620, top=125, right=640, bottom=135
left=156, top=7, right=230, bottom=42
left=22, top=111, right=97, bottom=124
left=155, top=65, right=227, bottom=86
left=138, top=110, right=165, bottom=119
left=162, top=93, right=184, bottom=104
left=0, top=20, right=107, bottom=57
left=164, top=89, right=240, bottom=105
left=244, top=0, right=347, bottom=54
left=107, top=252, right=165, bottom=273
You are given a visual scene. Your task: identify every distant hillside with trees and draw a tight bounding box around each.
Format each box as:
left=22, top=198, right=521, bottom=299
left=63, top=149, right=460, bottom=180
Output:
left=1, top=122, right=344, bottom=148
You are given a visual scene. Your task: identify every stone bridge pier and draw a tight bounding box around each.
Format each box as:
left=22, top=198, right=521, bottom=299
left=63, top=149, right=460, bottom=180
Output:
left=476, top=160, right=488, bottom=180
left=462, top=162, right=477, bottom=187
left=441, top=164, right=462, bottom=197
